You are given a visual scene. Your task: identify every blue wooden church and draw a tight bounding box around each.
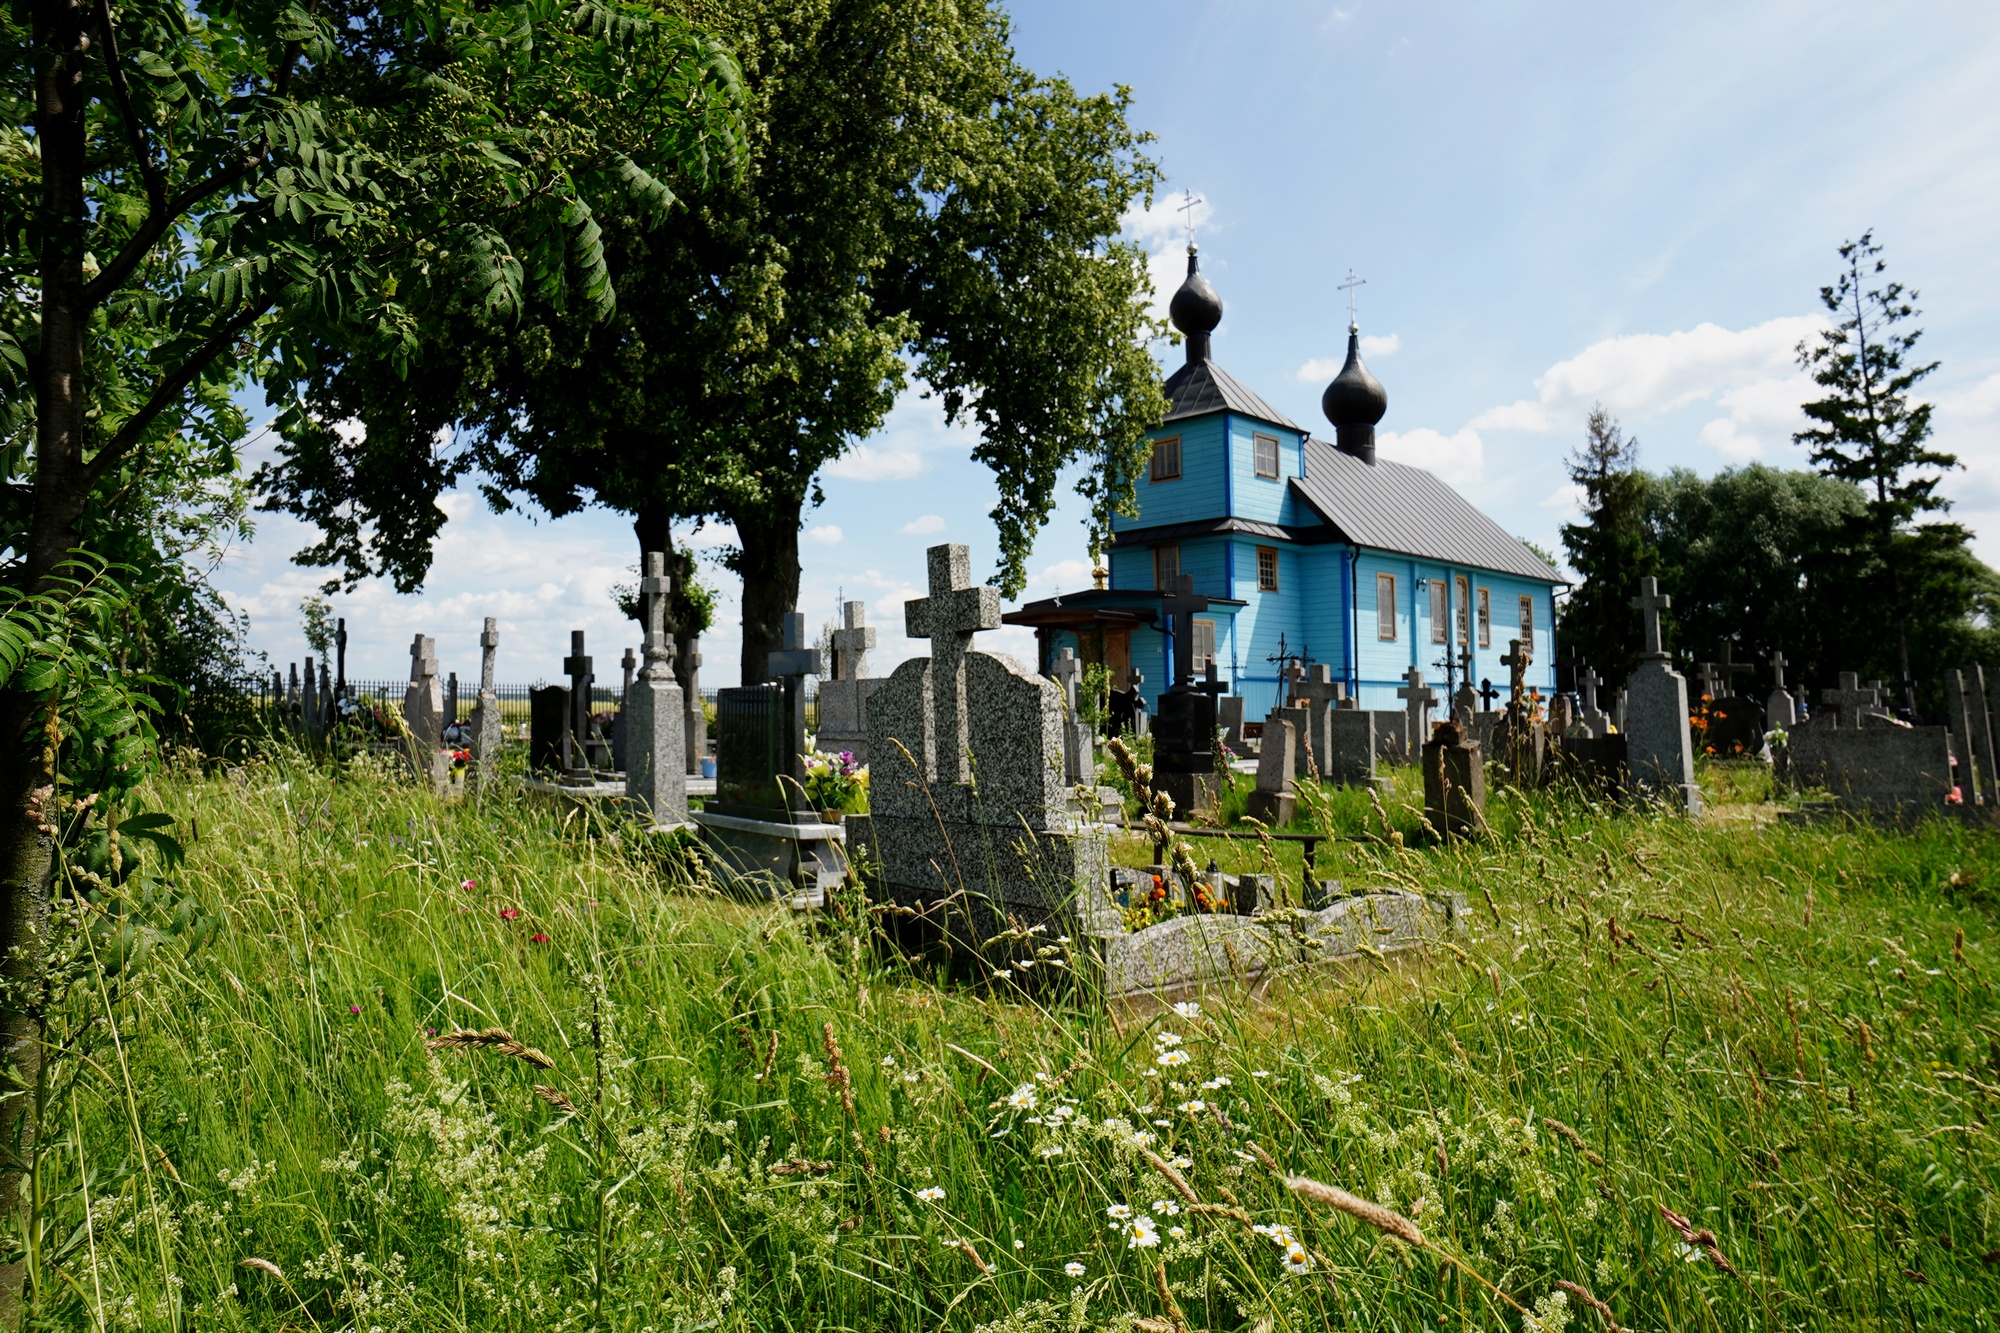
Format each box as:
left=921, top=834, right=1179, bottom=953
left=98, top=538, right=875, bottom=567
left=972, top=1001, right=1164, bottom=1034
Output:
left=1006, top=247, right=1562, bottom=718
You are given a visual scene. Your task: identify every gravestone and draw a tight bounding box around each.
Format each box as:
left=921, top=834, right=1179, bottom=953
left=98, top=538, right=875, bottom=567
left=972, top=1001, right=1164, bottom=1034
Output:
left=529, top=686, right=570, bottom=773
left=1702, top=697, right=1764, bottom=757
left=768, top=611, right=824, bottom=801
left=561, top=631, right=613, bottom=773
left=1945, top=669, right=1983, bottom=806
left=1969, top=664, right=1999, bottom=806
left=816, top=600, right=882, bottom=763
left=1107, top=668, right=1145, bottom=738
left=625, top=552, right=688, bottom=826
left=302, top=656, right=321, bottom=734
left=1049, top=647, right=1096, bottom=786
left=1327, top=707, right=1378, bottom=787
left=1577, top=667, right=1609, bottom=738
left=1422, top=718, right=1484, bottom=838
left=1150, top=577, right=1223, bottom=818
left=468, top=618, right=504, bottom=791
left=1623, top=579, right=1699, bottom=814
left=613, top=646, right=637, bottom=771
left=867, top=544, right=1106, bottom=936
left=1370, top=709, right=1409, bottom=762
left=684, top=645, right=707, bottom=776
left=333, top=618, right=348, bottom=701
left=1292, top=664, right=1344, bottom=779
left=1821, top=673, right=1891, bottom=729
left=1766, top=650, right=1797, bottom=732
left=401, top=634, right=448, bottom=790
left=712, top=686, right=789, bottom=812
left=1788, top=723, right=1954, bottom=818
left=1398, top=667, right=1436, bottom=753
left=1247, top=710, right=1298, bottom=825
left=1218, top=695, right=1246, bottom=752
left=318, top=660, right=333, bottom=729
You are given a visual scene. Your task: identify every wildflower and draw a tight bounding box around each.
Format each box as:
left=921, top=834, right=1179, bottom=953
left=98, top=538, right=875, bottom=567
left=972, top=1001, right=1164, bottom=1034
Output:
left=461, top=879, right=477, bottom=891
left=903, top=1071, right=920, bottom=1083
left=1038, top=1144, right=1065, bottom=1159
left=915, top=1187, right=945, bottom=1202
left=349, top=1005, right=361, bottom=1014
left=1154, top=1031, right=1183, bottom=1048
left=1200, top=1076, right=1231, bottom=1090
left=1048, top=1104, right=1075, bottom=1121
left=1677, top=1242, right=1703, bottom=1263
left=1169, top=1225, right=1187, bottom=1240
left=1131, top=1131, right=1154, bottom=1147
left=1283, top=1244, right=1312, bottom=1274
left=1152, top=1199, right=1181, bottom=1217
left=530, top=933, right=551, bottom=944
left=500, top=907, right=521, bottom=921
left=1064, top=1261, right=1087, bottom=1278
left=1124, top=1215, right=1160, bottom=1248
left=881, top=1055, right=897, bottom=1068
left=1014, top=959, right=1036, bottom=970
left=1251, top=1069, right=1272, bottom=1079
left=992, top=968, right=1013, bottom=980
left=1152, top=1119, right=1173, bottom=1128
left=1014, top=1239, right=1026, bottom=1250
left=1178, top=1099, right=1206, bottom=1115
left=1006, top=1084, right=1039, bottom=1111
left=1156, top=1049, right=1190, bottom=1068
left=1172, top=1001, right=1202, bottom=1020
left=1170, top=1156, right=1192, bottom=1170
left=1254, top=1223, right=1297, bottom=1246
left=1106, top=1203, right=1133, bottom=1221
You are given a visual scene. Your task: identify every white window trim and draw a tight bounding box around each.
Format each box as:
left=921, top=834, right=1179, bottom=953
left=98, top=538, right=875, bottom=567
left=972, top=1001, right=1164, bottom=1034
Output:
left=1252, top=432, right=1280, bottom=480
left=1376, top=573, right=1397, bottom=641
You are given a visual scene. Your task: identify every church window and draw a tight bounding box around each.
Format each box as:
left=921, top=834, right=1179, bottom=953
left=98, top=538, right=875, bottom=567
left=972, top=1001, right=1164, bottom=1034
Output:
left=1253, top=433, right=1280, bottom=479
left=1455, top=576, right=1471, bottom=645
left=1192, top=618, right=1216, bottom=672
left=1376, top=573, right=1397, bottom=641
left=1429, top=580, right=1448, bottom=644
left=1256, top=546, right=1279, bottom=591
left=1519, top=594, right=1535, bottom=640
left=1477, top=587, right=1491, bottom=647
left=1150, top=435, right=1182, bottom=482
left=1154, top=545, right=1180, bottom=590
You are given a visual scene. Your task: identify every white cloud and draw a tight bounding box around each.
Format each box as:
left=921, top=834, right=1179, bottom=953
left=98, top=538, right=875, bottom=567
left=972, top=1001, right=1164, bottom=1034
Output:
left=1942, top=371, right=2000, bottom=420
left=1377, top=426, right=1484, bottom=487
left=824, top=445, right=927, bottom=482
left=899, top=514, right=946, bottom=535
left=1296, top=358, right=1340, bottom=384
left=805, top=525, right=845, bottom=546
left=1297, top=333, right=1398, bottom=383
left=1361, top=332, right=1400, bottom=358
left=1124, top=191, right=1214, bottom=325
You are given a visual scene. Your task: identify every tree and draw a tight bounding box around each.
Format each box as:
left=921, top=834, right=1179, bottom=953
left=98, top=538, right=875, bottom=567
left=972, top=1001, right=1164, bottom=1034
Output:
left=1795, top=231, right=1963, bottom=712
left=254, top=0, right=1167, bottom=685
left=1557, top=405, right=1653, bottom=679
left=3, top=0, right=742, bottom=1298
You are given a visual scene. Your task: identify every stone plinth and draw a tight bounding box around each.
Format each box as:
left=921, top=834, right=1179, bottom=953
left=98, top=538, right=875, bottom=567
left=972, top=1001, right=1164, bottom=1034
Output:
left=816, top=677, right=882, bottom=764
left=690, top=807, right=847, bottom=903
left=1625, top=659, right=1700, bottom=814
left=1153, top=689, right=1220, bottom=819
left=1326, top=709, right=1377, bottom=787
left=1247, top=711, right=1297, bottom=826
left=1422, top=720, right=1484, bottom=838
left=625, top=673, right=688, bottom=828
left=1787, top=723, right=1953, bottom=818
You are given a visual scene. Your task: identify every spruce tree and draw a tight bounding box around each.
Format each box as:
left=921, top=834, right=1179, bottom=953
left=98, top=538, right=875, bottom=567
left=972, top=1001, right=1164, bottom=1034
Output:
left=1795, top=231, right=1962, bottom=713
left=1558, top=405, right=1654, bottom=681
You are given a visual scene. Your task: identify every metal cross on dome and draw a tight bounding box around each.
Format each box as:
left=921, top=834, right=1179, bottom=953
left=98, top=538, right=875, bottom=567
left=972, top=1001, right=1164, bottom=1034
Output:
left=1177, top=189, right=1204, bottom=249
left=1338, top=269, right=1366, bottom=329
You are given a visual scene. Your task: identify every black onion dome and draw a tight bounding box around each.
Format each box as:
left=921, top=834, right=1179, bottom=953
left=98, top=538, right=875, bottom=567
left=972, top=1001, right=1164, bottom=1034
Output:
left=1321, top=329, right=1388, bottom=428
left=1169, top=248, right=1222, bottom=360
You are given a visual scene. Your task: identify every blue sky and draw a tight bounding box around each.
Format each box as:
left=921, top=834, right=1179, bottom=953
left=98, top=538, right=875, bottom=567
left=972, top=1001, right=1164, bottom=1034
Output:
left=217, top=0, right=2000, bottom=684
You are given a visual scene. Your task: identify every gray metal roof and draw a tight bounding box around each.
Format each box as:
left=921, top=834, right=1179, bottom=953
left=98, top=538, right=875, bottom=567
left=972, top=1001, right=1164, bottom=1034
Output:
left=1290, top=436, right=1563, bottom=583
left=1162, top=358, right=1302, bottom=431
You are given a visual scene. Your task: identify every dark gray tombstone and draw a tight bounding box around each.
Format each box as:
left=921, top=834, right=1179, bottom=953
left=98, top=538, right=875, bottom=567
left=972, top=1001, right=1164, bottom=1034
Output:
left=1247, top=709, right=1297, bottom=826
left=625, top=553, right=687, bottom=824
left=468, top=618, right=503, bottom=791
left=529, top=686, right=570, bottom=774
left=1766, top=650, right=1797, bottom=732
left=1422, top=719, right=1484, bottom=838
left=1623, top=579, right=1698, bottom=813
left=613, top=646, right=636, bottom=771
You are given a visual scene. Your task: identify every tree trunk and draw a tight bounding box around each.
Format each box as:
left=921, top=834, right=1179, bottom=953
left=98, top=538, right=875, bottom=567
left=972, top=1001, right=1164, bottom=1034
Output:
left=727, top=496, right=804, bottom=688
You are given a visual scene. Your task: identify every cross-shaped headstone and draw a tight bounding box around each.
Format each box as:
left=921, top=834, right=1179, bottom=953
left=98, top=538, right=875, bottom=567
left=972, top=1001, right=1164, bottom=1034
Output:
left=1478, top=677, right=1499, bottom=711
left=1195, top=660, right=1228, bottom=698
left=638, top=552, right=675, bottom=681
left=409, top=634, right=437, bottom=684
left=1631, top=578, right=1671, bottom=659
left=1157, top=574, right=1210, bottom=689
left=479, top=617, right=499, bottom=691
left=905, top=543, right=1002, bottom=784
left=1821, top=672, right=1877, bottom=729
left=1501, top=637, right=1532, bottom=688
left=766, top=611, right=822, bottom=680
left=1718, top=642, right=1755, bottom=695
left=1398, top=665, right=1437, bottom=741
left=621, top=647, right=637, bottom=698
left=563, top=630, right=594, bottom=768
left=1050, top=646, right=1082, bottom=710
left=830, top=600, right=875, bottom=682
left=1695, top=662, right=1721, bottom=700
left=289, top=662, right=300, bottom=703
left=1579, top=667, right=1602, bottom=715
left=1767, top=650, right=1789, bottom=692
left=334, top=618, right=348, bottom=695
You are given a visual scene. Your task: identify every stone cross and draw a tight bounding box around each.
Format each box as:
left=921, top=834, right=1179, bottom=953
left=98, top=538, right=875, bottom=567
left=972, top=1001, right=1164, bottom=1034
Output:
left=1397, top=665, right=1436, bottom=744
left=409, top=633, right=436, bottom=684
left=1501, top=637, right=1533, bottom=702
left=563, top=631, right=594, bottom=769
left=479, top=617, right=500, bottom=690
left=1478, top=677, right=1499, bottom=711
left=469, top=618, right=503, bottom=789
left=1822, top=672, right=1879, bottom=729
left=1281, top=658, right=1307, bottom=707
left=638, top=552, right=675, bottom=681
left=1294, top=663, right=1344, bottom=767
left=302, top=656, right=319, bottom=732
left=905, top=544, right=1002, bottom=784
left=401, top=633, right=444, bottom=778
left=831, top=601, right=875, bottom=681
left=1695, top=662, right=1720, bottom=700
left=1050, top=646, right=1082, bottom=711
left=1630, top=578, right=1671, bottom=660
left=1051, top=646, right=1094, bottom=786
left=1767, top=650, right=1789, bottom=692
left=1718, top=642, right=1755, bottom=695
left=1157, top=574, right=1210, bottom=688
left=621, top=647, right=637, bottom=698
left=1579, top=667, right=1601, bottom=715
left=334, top=618, right=348, bottom=697
left=288, top=662, right=300, bottom=706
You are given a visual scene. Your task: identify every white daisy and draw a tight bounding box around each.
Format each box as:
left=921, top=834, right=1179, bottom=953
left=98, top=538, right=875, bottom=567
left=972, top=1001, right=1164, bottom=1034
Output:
left=1172, top=1000, right=1202, bottom=1020
left=880, top=1054, right=897, bottom=1067
left=1064, top=1261, right=1086, bottom=1278
left=1014, top=1239, right=1026, bottom=1250
left=1154, top=1031, right=1183, bottom=1048
left=1169, top=1225, right=1187, bottom=1240
left=1179, top=1099, right=1206, bottom=1114
left=1170, top=1156, right=1192, bottom=1170
left=1124, top=1215, right=1161, bottom=1249
left=1284, top=1244, right=1311, bottom=1274
left=1156, top=1049, right=1191, bottom=1068
left=1199, top=1076, right=1231, bottom=1090
left=1106, top=1203, right=1133, bottom=1221
left=1037, top=1143, right=1065, bottom=1159
left=1152, top=1199, right=1181, bottom=1216
left=1131, top=1130, right=1154, bottom=1147
left=915, top=1186, right=945, bottom=1202
left=1251, top=1070, right=1272, bottom=1079
left=903, top=1071, right=921, bottom=1083
left=1006, top=1083, right=1038, bottom=1110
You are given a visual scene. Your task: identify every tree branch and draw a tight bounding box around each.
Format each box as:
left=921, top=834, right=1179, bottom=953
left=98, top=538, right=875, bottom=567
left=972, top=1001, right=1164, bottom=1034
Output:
left=94, top=0, right=165, bottom=212
left=78, top=39, right=302, bottom=311
left=81, top=295, right=275, bottom=489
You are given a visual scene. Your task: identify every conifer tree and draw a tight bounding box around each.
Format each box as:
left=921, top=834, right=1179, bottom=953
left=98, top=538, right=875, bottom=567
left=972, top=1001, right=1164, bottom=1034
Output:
left=1558, top=405, right=1654, bottom=680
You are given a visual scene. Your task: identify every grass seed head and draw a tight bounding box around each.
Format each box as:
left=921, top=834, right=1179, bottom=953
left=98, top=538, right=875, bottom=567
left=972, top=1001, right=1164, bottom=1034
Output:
left=426, top=1027, right=556, bottom=1071
left=1286, top=1176, right=1424, bottom=1247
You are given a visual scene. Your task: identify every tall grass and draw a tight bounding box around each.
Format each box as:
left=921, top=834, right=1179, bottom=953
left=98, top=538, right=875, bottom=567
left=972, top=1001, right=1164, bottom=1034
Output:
left=35, top=748, right=2000, bottom=1330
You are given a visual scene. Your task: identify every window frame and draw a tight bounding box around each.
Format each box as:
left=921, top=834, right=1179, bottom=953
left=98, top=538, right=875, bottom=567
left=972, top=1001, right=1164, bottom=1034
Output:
left=1376, top=573, right=1398, bottom=641
left=1191, top=618, right=1217, bottom=672
left=1153, top=544, right=1181, bottom=590
left=1255, top=545, right=1279, bottom=592
left=1455, top=575, right=1471, bottom=647
left=1150, top=435, right=1182, bottom=483
left=1252, top=432, right=1281, bottom=480
left=1429, top=579, right=1448, bottom=644
left=1518, top=594, right=1535, bottom=640
left=1477, top=587, right=1491, bottom=648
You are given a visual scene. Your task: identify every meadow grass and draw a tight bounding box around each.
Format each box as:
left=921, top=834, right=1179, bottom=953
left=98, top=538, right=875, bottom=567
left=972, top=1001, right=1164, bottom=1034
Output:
left=38, top=749, right=2000, bottom=1331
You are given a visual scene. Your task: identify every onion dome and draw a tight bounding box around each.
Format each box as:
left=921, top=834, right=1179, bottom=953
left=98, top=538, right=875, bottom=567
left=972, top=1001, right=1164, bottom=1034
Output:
left=1168, top=247, right=1223, bottom=364
left=1321, top=326, right=1388, bottom=464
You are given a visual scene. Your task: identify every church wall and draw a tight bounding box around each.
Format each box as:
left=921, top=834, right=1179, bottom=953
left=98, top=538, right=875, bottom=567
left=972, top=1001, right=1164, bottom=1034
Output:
left=1225, top=416, right=1304, bottom=525
left=1113, top=415, right=1229, bottom=531
left=1222, top=534, right=1310, bottom=720
left=1348, top=550, right=1559, bottom=709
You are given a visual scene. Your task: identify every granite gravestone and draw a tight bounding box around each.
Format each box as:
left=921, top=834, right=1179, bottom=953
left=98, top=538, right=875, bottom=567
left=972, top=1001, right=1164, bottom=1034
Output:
left=866, top=544, right=1107, bottom=935
left=1049, top=647, right=1096, bottom=786
left=1326, top=707, right=1378, bottom=787
left=1422, top=718, right=1484, bottom=838
left=816, top=600, right=881, bottom=764
left=1397, top=667, right=1436, bottom=754
left=1151, top=575, right=1221, bottom=818
left=401, top=634, right=448, bottom=790
left=1218, top=696, right=1246, bottom=753
left=1247, top=710, right=1298, bottom=825
left=468, top=618, right=504, bottom=791
left=1820, top=673, right=1892, bottom=729
left=1766, top=650, right=1798, bottom=733
left=1292, top=664, right=1344, bottom=779
left=1623, top=579, right=1699, bottom=814
left=1577, top=667, right=1610, bottom=738
left=683, top=645, right=707, bottom=776
left=529, top=686, right=569, bottom=773
left=613, top=646, right=637, bottom=771
left=302, top=656, right=321, bottom=734
left=561, top=631, right=614, bottom=773
left=625, top=552, right=688, bottom=826
left=1787, top=723, right=1954, bottom=818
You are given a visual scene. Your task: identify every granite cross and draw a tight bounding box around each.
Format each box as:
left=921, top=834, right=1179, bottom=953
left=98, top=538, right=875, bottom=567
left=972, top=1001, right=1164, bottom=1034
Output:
left=1501, top=637, right=1532, bottom=691
left=1631, top=578, right=1671, bottom=659
left=1695, top=662, right=1720, bottom=700
left=1050, top=646, right=1082, bottom=712
left=1767, top=650, right=1789, bottom=692
left=1157, top=574, right=1210, bottom=688
left=479, top=617, right=500, bottom=692
left=1578, top=667, right=1602, bottom=716
left=904, top=544, right=1002, bottom=783
left=1195, top=660, right=1228, bottom=699
left=830, top=600, right=875, bottom=681
left=409, top=633, right=437, bottom=684
left=334, top=617, right=348, bottom=697
left=767, top=611, right=823, bottom=792
left=1822, top=672, right=1877, bottom=729
left=563, top=631, right=594, bottom=766
left=1295, top=663, right=1344, bottom=722
left=1718, top=642, right=1755, bottom=695
left=639, top=552, right=675, bottom=681
left=1398, top=666, right=1437, bottom=741
left=621, top=647, right=637, bottom=702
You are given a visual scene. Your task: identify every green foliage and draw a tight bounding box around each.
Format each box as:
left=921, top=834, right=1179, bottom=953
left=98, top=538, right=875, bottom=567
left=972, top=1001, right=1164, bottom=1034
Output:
left=299, top=594, right=333, bottom=658
left=38, top=755, right=2000, bottom=1329
left=254, top=0, right=1166, bottom=605
left=1557, top=405, right=1653, bottom=680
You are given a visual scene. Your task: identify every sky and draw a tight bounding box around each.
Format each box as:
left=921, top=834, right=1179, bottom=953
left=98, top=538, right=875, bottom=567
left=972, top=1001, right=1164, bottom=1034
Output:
left=214, top=0, right=2000, bottom=686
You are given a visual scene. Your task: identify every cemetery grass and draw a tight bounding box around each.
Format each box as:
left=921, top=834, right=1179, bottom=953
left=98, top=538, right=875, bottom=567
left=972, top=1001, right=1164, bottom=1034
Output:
left=50, top=751, right=2000, bottom=1331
